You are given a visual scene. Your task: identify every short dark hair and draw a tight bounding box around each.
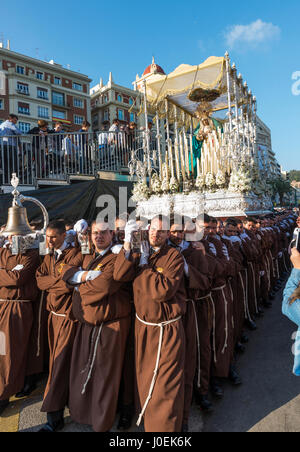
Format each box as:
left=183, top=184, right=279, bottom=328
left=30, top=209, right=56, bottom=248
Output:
left=209, top=217, right=218, bottom=225
left=82, top=120, right=90, bottom=128
left=47, top=220, right=66, bottom=234
left=9, top=114, right=18, bottom=121
left=225, top=218, right=238, bottom=227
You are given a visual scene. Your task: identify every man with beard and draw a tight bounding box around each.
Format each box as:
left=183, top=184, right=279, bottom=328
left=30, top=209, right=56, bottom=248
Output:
left=114, top=215, right=186, bottom=432
left=36, top=220, right=79, bottom=432
left=168, top=215, right=210, bottom=431
left=61, top=220, right=131, bottom=432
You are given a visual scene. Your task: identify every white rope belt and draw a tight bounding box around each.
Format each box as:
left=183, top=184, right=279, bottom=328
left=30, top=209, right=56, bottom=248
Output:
left=211, top=285, right=228, bottom=354
left=135, top=313, right=182, bottom=427
left=239, top=272, right=248, bottom=320
left=0, top=298, right=31, bottom=303
left=228, top=280, right=235, bottom=330
left=36, top=291, right=44, bottom=357
left=81, top=323, right=104, bottom=395
left=244, top=268, right=253, bottom=322
left=188, top=300, right=201, bottom=389
left=195, top=293, right=216, bottom=363
left=269, top=250, right=276, bottom=278
left=50, top=311, right=67, bottom=318
left=249, top=262, right=258, bottom=314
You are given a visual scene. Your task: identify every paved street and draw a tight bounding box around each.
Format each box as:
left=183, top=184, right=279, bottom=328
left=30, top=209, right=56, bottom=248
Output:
left=202, top=284, right=300, bottom=432
left=0, top=282, right=299, bottom=433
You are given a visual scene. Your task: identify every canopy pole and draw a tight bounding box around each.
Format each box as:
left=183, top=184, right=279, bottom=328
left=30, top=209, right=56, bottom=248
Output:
left=189, top=118, right=195, bottom=179
left=232, top=63, right=241, bottom=165
left=165, top=99, right=174, bottom=179
left=155, top=110, right=163, bottom=178
left=225, top=52, right=234, bottom=171
left=143, top=80, right=151, bottom=187
left=173, top=104, right=181, bottom=182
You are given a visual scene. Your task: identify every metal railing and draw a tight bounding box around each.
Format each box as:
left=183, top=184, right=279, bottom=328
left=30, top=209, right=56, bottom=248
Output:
left=0, top=130, right=154, bottom=186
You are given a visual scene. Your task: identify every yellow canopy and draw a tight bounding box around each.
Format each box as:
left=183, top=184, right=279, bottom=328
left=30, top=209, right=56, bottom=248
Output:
left=145, top=56, right=233, bottom=116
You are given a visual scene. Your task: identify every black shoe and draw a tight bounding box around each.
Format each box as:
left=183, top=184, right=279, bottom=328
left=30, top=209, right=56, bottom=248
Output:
left=210, top=378, right=224, bottom=398
left=15, top=383, right=37, bottom=398
left=38, top=419, right=65, bottom=432
left=181, top=424, right=189, bottom=432
left=269, top=292, right=276, bottom=300
left=117, top=405, right=134, bottom=431
left=245, top=319, right=257, bottom=331
left=229, top=366, right=242, bottom=386
left=0, top=399, right=9, bottom=416
left=255, top=308, right=264, bottom=318
left=235, top=342, right=246, bottom=354
left=198, top=394, right=213, bottom=412
left=240, top=333, right=249, bottom=344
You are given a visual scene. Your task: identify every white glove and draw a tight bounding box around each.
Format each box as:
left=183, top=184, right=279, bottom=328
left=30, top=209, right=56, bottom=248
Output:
left=68, top=270, right=101, bottom=284
left=278, top=252, right=283, bottom=258
left=111, top=244, right=123, bottom=255
left=74, top=219, right=88, bottom=234
left=139, top=241, right=150, bottom=266
left=124, top=220, right=139, bottom=243
left=260, top=271, right=265, bottom=277
left=66, top=229, right=76, bottom=237
left=86, top=270, right=102, bottom=281
left=12, top=264, right=24, bottom=271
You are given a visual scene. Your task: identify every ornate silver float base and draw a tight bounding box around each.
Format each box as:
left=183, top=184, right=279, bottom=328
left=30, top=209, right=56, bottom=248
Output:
left=136, top=190, right=273, bottom=219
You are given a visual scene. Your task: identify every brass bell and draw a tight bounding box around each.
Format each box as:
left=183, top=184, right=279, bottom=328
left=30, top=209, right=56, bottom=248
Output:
left=3, top=206, right=34, bottom=236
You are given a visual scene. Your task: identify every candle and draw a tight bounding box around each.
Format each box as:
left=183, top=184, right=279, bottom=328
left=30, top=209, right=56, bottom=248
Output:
left=179, top=133, right=186, bottom=181
left=174, top=138, right=181, bottom=181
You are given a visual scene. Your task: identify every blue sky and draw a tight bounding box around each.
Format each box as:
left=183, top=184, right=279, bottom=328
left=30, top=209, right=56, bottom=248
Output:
left=1, top=0, right=299, bottom=170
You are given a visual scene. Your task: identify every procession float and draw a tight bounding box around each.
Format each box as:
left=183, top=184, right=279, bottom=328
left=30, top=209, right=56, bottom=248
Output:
left=129, top=52, right=274, bottom=219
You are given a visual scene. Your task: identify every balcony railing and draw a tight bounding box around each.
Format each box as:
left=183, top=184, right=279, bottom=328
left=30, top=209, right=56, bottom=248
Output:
left=0, top=130, right=154, bottom=187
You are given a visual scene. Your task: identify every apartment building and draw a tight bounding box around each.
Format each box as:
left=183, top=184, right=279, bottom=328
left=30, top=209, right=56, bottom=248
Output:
left=90, top=72, right=141, bottom=131
left=256, top=116, right=281, bottom=178
left=0, top=44, right=92, bottom=132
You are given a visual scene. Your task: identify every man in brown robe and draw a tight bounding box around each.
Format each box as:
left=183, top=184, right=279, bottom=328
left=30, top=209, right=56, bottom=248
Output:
left=114, top=215, right=186, bottom=432
left=0, top=239, right=40, bottom=415
left=61, top=220, right=131, bottom=432
left=36, top=220, right=79, bottom=432
left=169, top=215, right=210, bottom=431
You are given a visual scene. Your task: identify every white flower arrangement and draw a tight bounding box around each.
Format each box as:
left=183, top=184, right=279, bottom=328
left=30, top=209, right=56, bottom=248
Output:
left=169, top=176, right=179, bottom=193
left=132, top=181, right=150, bottom=202
left=205, top=172, right=215, bottom=189
left=161, top=177, right=169, bottom=193
left=195, top=173, right=205, bottom=191
left=229, top=169, right=252, bottom=194
left=150, top=173, right=162, bottom=194
left=215, top=170, right=227, bottom=188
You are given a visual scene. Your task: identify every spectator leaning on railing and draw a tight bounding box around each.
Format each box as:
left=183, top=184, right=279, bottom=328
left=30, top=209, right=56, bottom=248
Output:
left=0, top=114, right=22, bottom=183
left=282, top=248, right=300, bottom=376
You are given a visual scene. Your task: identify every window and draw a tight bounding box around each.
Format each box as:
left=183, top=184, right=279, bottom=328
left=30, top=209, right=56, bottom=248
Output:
left=74, top=98, right=84, bottom=108
left=36, top=72, right=44, bottom=80
left=74, top=115, right=84, bottom=125
left=38, top=106, right=49, bottom=118
left=52, top=109, right=66, bottom=120
left=117, top=109, right=124, bottom=121
left=117, top=95, right=122, bottom=103
left=129, top=98, right=134, bottom=106
left=18, top=103, right=30, bottom=115
left=54, top=77, right=61, bottom=85
left=73, top=82, right=82, bottom=91
left=52, top=91, right=65, bottom=106
left=103, top=110, right=109, bottom=122
left=16, top=65, right=25, bottom=74
left=37, top=88, right=48, bottom=100
left=17, top=82, right=29, bottom=95
left=0, top=99, right=3, bottom=110
left=130, top=113, right=135, bottom=123
left=19, top=122, right=31, bottom=133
